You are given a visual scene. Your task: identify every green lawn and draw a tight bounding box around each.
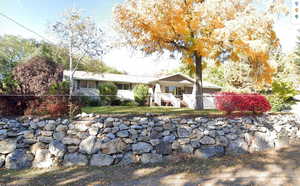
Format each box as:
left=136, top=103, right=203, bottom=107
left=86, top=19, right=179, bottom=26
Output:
left=82, top=106, right=221, bottom=116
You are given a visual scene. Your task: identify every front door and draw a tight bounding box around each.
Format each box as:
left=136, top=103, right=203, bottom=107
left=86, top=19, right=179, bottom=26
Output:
left=176, top=87, right=183, bottom=98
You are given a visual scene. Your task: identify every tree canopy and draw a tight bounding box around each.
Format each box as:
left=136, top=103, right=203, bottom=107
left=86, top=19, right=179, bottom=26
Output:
left=114, top=0, right=286, bottom=109
left=0, top=35, right=121, bottom=75
left=114, top=0, right=282, bottom=85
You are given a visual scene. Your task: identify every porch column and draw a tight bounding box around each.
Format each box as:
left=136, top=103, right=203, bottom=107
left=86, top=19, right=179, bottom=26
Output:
left=154, top=83, right=161, bottom=106
left=148, top=87, right=154, bottom=106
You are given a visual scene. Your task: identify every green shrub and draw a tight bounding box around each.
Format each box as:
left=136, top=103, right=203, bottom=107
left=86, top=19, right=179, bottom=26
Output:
left=76, top=94, right=100, bottom=106
left=267, top=95, right=291, bottom=112
left=267, top=80, right=297, bottom=112
left=49, top=81, right=70, bottom=95
left=0, top=73, right=19, bottom=94
left=272, top=80, right=297, bottom=102
left=133, top=84, right=149, bottom=106
left=98, top=82, right=118, bottom=106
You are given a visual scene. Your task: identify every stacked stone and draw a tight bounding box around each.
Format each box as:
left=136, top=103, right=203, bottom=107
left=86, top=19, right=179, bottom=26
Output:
left=0, top=113, right=299, bottom=170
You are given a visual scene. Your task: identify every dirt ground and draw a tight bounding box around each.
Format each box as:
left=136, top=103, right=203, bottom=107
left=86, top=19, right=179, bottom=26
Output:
left=1, top=144, right=300, bottom=186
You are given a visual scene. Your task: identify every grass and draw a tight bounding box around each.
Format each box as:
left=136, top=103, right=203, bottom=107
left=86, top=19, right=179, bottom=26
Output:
left=81, top=106, right=221, bottom=116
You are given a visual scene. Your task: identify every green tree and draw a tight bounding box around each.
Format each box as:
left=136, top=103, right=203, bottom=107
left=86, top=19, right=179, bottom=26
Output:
left=0, top=35, right=38, bottom=73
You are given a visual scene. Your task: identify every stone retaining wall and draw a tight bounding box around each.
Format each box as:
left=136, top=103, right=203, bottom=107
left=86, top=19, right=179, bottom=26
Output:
left=0, top=113, right=300, bottom=169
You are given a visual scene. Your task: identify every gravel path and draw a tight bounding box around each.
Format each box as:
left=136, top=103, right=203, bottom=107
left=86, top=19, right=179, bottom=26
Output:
left=1, top=144, right=300, bottom=186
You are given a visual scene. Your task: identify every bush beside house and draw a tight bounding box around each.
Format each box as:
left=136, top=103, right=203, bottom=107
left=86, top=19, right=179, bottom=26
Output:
left=133, top=84, right=149, bottom=106
left=98, top=82, right=118, bottom=106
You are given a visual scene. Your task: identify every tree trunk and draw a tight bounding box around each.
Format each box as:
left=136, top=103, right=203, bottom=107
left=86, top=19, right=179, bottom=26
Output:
left=68, top=34, right=74, bottom=119
left=193, top=53, right=204, bottom=110
left=69, top=37, right=73, bottom=100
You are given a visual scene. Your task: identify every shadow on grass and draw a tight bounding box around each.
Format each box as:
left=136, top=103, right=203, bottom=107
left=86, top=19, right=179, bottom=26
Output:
left=1, top=144, right=300, bottom=185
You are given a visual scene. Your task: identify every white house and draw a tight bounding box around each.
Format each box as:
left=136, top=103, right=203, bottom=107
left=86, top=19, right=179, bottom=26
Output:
left=63, top=71, right=222, bottom=109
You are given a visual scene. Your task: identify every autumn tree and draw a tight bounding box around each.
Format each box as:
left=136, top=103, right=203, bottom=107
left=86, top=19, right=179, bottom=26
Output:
left=12, top=56, right=63, bottom=95
left=114, top=0, right=283, bottom=109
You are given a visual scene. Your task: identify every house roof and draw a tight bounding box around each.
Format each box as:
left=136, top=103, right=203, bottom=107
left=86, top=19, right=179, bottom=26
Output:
left=63, top=70, right=222, bottom=89
left=149, top=72, right=222, bottom=89
left=64, top=71, right=156, bottom=84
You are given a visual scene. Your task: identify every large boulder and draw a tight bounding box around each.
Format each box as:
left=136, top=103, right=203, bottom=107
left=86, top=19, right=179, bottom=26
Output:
left=226, top=138, right=248, bottom=155
left=246, top=132, right=275, bottom=152
left=90, top=154, right=114, bottom=167
left=79, top=136, right=96, bottom=154
left=155, top=142, right=172, bottom=155
left=141, top=153, right=163, bottom=164
left=199, top=136, right=216, bottom=145
left=177, top=127, right=191, bottom=138
left=5, top=150, right=33, bottom=169
left=0, top=139, right=16, bottom=154
left=62, top=137, right=81, bottom=145
left=116, top=130, right=129, bottom=138
left=49, top=140, right=66, bottom=157
left=132, top=142, right=153, bottom=154
left=194, top=146, right=224, bottom=159
left=63, top=153, right=88, bottom=167
left=119, top=152, right=138, bottom=165
left=44, top=122, right=56, bottom=131
left=100, top=139, right=127, bottom=154
left=32, top=149, right=53, bottom=168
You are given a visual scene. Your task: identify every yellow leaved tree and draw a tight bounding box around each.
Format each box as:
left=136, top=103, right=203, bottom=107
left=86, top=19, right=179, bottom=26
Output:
left=113, top=0, right=286, bottom=110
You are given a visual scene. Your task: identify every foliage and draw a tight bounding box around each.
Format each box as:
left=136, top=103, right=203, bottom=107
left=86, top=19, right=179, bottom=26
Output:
left=266, top=80, right=297, bottom=112
left=0, top=73, right=19, bottom=95
left=77, top=94, right=101, bottom=107
left=49, top=81, right=70, bottom=95
left=267, top=95, right=291, bottom=112
left=12, top=56, right=63, bottom=95
left=271, top=80, right=297, bottom=102
left=0, top=35, right=120, bottom=77
left=0, top=35, right=38, bottom=73
left=24, top=96, right=80, bottom=117
left=215, top=92, right=271, bottom=114
left=98, top=82, right=118, bottom=106
left=273, top=52, right=300, bottom=84
left=114, top=0, right=284, bottom=109
left=81, top=58, right=123, bottom=74
left=133, top=84, right=149, bottom=106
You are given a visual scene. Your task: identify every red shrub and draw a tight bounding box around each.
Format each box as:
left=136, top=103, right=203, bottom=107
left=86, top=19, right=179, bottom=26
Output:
left=24, top=96, right=80, bottom=117
left=215, top=92, right=271, bottom=113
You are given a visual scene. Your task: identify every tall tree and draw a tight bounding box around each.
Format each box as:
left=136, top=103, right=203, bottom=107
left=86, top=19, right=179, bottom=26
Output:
left=114, top=0, right=283, bottom=109
left=52, top=8, right=106, bottom=97
left=0, top=35, right=38, bottom=73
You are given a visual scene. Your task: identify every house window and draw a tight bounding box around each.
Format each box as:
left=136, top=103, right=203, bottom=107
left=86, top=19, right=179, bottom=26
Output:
left=79, top=80, right=88, bottom=88
left=184, top=87, right=193, bottom=94
left=116, top=83, right=131, bottom=90
left=165, top=86, right=176, bottom=94
left=88, top=81, right=96, bottom=89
